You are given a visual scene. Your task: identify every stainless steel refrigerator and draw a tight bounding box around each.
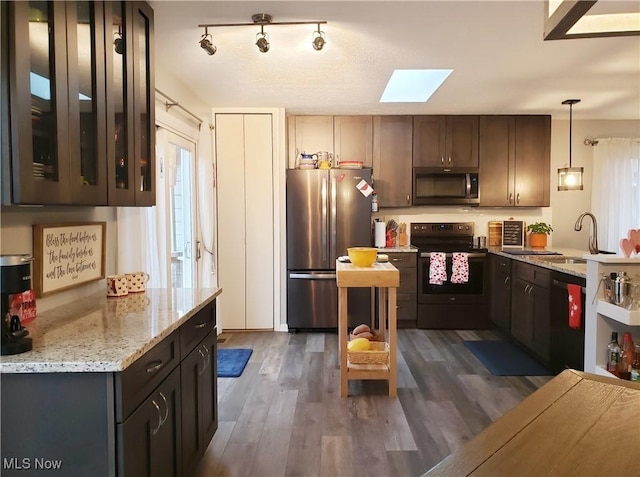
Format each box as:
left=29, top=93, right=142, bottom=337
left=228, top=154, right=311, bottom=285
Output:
left=287, top=168, right=373, bottom=330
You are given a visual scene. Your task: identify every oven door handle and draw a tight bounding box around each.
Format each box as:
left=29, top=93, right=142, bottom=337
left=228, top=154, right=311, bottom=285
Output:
left=420, top=252, right=487, bottom=259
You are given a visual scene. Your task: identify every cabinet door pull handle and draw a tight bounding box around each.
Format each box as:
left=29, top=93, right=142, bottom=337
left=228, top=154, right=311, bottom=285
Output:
left=508, top=193, right=513, bottom=204
left=391, top=258, right=401, bottom=262
left=151, top=400, right=162, bottom=435
left=440, top=156, right=444, bottom=165
left=448, top=156, right=452, bottom=165
left=204, top=345, right=211, bottom=370
left=516, top=193, right=520, bottom=204
left=146, top=360, right=164, bottom=373
left=406, top=194, right=410, bottom=204
left=159, top=392, right=169, bottom=426
left=504, top=276, right=510, bottom=286
left=194, top=322, right=207, bottom=329
left=198, top=348, right=207, bottom=374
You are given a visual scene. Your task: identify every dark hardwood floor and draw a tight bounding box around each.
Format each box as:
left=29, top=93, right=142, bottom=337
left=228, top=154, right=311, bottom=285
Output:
left=195, top=329, right=552, bottom=477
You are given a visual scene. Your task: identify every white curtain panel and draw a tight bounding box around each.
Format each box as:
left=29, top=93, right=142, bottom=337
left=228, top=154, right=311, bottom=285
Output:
left=591, top=137, right=640, bottom=253
left=196, top=121, right=217, bottom=288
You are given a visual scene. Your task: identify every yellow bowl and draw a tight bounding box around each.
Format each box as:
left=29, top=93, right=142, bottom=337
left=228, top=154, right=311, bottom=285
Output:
left=347, top=247, right=378, bottom=267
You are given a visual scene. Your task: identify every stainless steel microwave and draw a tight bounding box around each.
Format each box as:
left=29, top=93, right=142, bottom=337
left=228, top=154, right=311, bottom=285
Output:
left=413, top=168, right=479, bottom=205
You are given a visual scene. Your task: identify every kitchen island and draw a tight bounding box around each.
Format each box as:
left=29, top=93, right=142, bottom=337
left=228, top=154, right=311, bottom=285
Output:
left=0, top=287, right=221, bottom=477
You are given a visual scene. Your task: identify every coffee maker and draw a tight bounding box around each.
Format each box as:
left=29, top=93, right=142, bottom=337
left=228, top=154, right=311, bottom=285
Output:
left=1, top=255, right=33, bottom=355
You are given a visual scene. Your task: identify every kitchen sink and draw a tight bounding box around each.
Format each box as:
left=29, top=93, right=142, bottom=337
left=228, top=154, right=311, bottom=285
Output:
left=543, top=256, right=587, bottom=264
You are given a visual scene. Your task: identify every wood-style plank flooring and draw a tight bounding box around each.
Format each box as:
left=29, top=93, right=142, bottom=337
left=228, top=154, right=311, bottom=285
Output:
left=195, top=329, right=552, bottom=477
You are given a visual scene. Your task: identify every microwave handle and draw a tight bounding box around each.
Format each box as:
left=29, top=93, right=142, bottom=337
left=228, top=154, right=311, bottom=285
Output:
left=466, top=173, right=471, bottom=198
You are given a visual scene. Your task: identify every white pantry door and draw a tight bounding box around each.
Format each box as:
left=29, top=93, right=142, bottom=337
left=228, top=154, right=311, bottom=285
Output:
left=215, top=113, right=274, bottom=330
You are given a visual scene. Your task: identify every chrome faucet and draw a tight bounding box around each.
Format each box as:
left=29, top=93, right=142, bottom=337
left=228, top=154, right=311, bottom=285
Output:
left=574, top=212, right=599, bottom=254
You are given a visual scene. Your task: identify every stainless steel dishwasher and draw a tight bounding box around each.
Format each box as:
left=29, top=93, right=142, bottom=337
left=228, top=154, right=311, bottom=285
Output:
left=549, top=271, right=586, bottom=374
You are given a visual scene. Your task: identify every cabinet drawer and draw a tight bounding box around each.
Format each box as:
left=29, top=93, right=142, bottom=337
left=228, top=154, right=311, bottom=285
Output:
left=494, top=255, right=512, bottom=272
left=398, top=267, right=417, bottom=294
left=180, top=300, right=216, bottom=359
left=514, top=262, right=550, bottom=288
left=397, top=293, right=417, bottom=322
left=387, top=252, right=417, bottom=268
left=116, top=330, right=180, bottom=422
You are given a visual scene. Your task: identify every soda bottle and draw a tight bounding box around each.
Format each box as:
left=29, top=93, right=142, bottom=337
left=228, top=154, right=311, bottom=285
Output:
left=618, top=332, right=634, bottom=380
left=606, top=332, right=621, bottom=377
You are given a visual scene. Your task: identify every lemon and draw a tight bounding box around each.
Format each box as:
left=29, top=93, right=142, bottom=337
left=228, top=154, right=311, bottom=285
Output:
left=347, top=337, right=370, bottom=352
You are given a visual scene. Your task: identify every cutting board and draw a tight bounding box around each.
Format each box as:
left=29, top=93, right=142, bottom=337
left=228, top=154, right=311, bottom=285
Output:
left=489, top=221, right=503, bottom=247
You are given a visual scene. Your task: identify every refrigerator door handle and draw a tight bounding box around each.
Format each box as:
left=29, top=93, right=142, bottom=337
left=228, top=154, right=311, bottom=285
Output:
left=289, top=273, right=337, bottom=280
left=321, top=177, right=328, bottom=262
left=330, top=177, right=337, bottom=261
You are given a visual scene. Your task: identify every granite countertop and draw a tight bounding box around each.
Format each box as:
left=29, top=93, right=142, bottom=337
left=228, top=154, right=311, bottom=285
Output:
left=489, top=247, right=597, bottom=278
left=377, top=245, right=418, bottom=253
left=0, top=287, right=222, bottom=374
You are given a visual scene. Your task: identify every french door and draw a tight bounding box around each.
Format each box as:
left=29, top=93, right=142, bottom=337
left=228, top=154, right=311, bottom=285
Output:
left=156, top=128, right=198, bottom=288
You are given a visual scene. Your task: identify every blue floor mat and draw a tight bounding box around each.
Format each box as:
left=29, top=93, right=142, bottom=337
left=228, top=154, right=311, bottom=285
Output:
left=217, top=348, right=253, bottom=377
left=463, top=340, right=552, bottom=376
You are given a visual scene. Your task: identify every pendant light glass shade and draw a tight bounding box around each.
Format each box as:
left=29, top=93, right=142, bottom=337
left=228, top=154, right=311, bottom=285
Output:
left=557, top=166, right=584, bottom=191
left=558, top=99, right=583, bottom=191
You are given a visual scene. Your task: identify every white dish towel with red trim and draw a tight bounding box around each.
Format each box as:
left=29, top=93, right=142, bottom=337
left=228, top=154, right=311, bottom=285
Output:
left=451, top=252, right=469, bottom=283
left=429, top=252, right=447, bottom=285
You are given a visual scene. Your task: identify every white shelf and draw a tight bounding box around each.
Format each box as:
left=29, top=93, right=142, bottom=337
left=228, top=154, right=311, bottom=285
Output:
left=597, top=300, right=640, bottom=326
left=594, top=365, right=619, bottom=379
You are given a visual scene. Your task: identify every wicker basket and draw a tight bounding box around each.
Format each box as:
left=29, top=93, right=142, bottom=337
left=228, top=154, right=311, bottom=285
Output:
left=347, top=341, right=389, bottom=365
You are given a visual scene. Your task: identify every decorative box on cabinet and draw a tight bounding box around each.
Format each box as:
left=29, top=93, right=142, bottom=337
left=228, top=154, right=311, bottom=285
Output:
left=387, top=252, right=417, bottom=328
left=372, top=116, right=413, bottom=207
left=510, top=261, right=551, bottom=362
left=2, top=1, right=155, bottom=206
left=413, top=115, right=479, bottom=168
left=479, top=115, right=551, bottom=207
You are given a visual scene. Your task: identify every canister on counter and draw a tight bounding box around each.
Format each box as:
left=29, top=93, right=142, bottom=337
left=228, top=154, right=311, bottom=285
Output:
left=489, top=221, right=502, bottom=247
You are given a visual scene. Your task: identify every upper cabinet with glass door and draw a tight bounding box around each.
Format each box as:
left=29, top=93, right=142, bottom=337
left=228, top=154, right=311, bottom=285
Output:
left=3, top=1, right=154, bottom=206
left=105, top=1, right=155, bottom=206
left=6, top=1, right=107, bottom=205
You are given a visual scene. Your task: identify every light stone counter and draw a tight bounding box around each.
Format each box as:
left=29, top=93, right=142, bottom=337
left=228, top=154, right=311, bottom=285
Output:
left=489, top=247, right=598, bottom=278
left=376, top=245, right=418, bottom=253
left=0, top=287, right=221, bottom=374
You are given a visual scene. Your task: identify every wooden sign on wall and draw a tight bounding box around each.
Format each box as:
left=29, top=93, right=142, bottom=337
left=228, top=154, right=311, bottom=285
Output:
left=32, top=222, right=106, bottom=297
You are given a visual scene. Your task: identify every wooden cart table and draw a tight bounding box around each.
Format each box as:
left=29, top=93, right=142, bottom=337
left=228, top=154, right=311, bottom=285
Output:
left=336, top=260, right=400, bottom=397
left=423, top=370, right=640, bottom=476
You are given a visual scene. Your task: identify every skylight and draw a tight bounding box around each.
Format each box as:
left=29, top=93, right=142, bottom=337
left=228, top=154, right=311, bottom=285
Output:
left=380, top=69, right=453, bottom=103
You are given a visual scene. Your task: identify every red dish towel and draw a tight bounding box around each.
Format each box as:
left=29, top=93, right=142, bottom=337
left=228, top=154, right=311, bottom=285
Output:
left=429, top=252, right=447, bottom=285
left=568, top=284, right=582, bottom=330
left=451, top=252, right=469, bottom=284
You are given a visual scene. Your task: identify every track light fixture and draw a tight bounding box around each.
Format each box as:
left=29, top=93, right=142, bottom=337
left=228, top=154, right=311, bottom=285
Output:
left=113, top=26, right=124, bottom=55
left=312, top=24, right=326, bottom=51
left=558, top=99, right=584, bottom=191
left=256, top=25, right=270, bottom=53
left=197, top=13, right=327, bottom=55
left=199, top=27, right=217, bottom=55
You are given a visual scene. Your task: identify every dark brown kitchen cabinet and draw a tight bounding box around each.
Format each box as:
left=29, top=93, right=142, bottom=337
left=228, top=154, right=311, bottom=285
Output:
left=105, top=1, right=155, bottom=206
left=387, top=252, right=417, bottom=328
left=334, top=115, right=373, bottom=167
left=119, top=366, right=183, bottom=477
left=181, top=329, right=218, bottom=477
left=372, top=116, right=413, bottom=207
left=3, top=1, right=154, bottom=206
left=489, top=254, right=512, bottom=333
left=5, top=1, right=107, bottom=205
left=510, top=262, right=550, bottom=362
left=413, top=115, right=479, bottom=168
left=287, top=115, right=333, bottom=166
left=479, top=115, right=551, bottom=207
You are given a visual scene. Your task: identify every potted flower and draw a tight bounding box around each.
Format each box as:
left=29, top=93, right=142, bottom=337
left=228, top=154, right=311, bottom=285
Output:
left=527, top=222, right=553, bottom=248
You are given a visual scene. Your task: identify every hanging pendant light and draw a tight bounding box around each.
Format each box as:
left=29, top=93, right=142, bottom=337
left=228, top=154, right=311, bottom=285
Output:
left=558, top=99, right=583, bottom=191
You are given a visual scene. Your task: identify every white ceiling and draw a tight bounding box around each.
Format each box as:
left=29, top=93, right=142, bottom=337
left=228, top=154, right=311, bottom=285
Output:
left=150, top=1, right=640, bottom=120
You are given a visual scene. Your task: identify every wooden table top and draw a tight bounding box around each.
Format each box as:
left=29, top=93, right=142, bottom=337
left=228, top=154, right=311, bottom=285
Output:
left=336, top=260, right=399, bottom=288
left=423, top=370, right=640, bottom=477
